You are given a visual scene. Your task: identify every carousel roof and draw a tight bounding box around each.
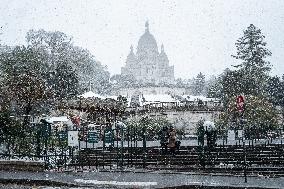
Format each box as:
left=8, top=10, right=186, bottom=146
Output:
left=78, top=91, right=105, bottom=99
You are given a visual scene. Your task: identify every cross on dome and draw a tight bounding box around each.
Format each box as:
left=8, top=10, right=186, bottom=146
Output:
left=161, top=44, right=164, bottom=52
left=145, top=21, right=149, bottom=32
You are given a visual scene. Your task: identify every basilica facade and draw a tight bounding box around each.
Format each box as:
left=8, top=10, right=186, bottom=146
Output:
left=121, top=22, right=175, bottom=85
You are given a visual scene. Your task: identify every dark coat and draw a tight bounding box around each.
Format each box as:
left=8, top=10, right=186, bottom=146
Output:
left=168, top=130, right=176, bottom=148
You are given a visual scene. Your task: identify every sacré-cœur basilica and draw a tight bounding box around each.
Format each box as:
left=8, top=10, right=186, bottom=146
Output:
left=117, top=21, right=188, bottom=97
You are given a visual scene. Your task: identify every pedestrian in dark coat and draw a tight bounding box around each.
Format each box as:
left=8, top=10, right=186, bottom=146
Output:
left=168, top=127, right=176, bottom=155
left=160, top=126, right=169, bottom=154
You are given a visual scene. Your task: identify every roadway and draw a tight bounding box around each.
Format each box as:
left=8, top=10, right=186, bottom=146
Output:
left=0, top=169, right=283, bottom=188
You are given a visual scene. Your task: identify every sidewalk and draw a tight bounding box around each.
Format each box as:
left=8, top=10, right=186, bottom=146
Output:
left=0, top=169, right=283, bottom=188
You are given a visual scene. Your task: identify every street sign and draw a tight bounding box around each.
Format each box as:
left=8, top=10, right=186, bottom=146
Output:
left=228, top=130, right=235, bottom=141
left=104, top=129, right=114, bottom=143
left=237, top=129, right=243, bottom=138
left=87, top=131, right=99, bottom=143
left=236, top=95, right=245, bottom=113
left=71, top=116, right=80, bottom=126
left=58, top=131, right=67, bottom=141
left=68, top=131, right=79, bottom=147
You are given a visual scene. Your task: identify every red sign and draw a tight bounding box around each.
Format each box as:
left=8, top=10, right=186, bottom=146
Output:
left=71, top=116, right=80, bottom=126
left=236, top=95, right=245, bottom=112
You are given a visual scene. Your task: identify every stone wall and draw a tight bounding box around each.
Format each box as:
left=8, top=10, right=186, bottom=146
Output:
left=145, top=110, right=221, bottom=134
left=0, top=160, right=45, bottom=172
left=115, top=86, right=190, bottom=96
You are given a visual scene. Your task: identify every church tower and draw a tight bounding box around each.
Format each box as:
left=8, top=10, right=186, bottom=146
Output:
left=121, top=21, right=174, bottom=85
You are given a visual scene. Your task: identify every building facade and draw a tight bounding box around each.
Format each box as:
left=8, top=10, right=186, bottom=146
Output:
left=117, top=86, right=188, bottom=97
left=121, top=21, right=175, bottom=85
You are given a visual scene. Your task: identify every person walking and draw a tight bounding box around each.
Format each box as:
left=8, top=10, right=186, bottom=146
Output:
left=168, top=127, right=176, bottom=156
left=160, top=126, right=169, bottom=154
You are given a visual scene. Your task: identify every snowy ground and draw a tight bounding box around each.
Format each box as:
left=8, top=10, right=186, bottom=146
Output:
left=0, top=170, right=283, bottom=189
left=0, top=185, right=119, bottom=189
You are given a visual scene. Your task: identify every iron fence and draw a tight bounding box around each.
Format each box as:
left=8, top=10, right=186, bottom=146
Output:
left=0, top=122, right=283, bottom=173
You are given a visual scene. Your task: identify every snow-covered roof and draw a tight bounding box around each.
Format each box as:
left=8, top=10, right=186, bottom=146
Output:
left=142, top=94, right=178, bottom=103
left=182, top=95, right=220, bottom=102
left=79, top=92, right=127, bottom=101
left=105, top=95, right=118, bottom=100
left=78, top=91, right=104, bottom=99
left=47, top=116, right=69, bottom=123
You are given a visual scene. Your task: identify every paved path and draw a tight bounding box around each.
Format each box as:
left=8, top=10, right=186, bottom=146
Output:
left=0, top=170, right=283, bottom=188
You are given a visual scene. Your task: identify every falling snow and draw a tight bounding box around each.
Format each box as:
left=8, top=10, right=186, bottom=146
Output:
left=0, top=1, right=284, bottom=189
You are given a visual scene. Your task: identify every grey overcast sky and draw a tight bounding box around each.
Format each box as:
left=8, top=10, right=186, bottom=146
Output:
left=0, top=0, right=284, bottom=79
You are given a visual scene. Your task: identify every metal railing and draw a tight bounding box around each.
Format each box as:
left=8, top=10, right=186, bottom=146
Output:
left=1, top=124, right=283, bottom=173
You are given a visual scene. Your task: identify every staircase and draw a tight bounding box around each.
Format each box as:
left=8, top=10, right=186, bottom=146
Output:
left=76, top=143, right=284, bottom=176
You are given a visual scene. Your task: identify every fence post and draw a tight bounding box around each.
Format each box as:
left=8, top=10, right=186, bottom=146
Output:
left=243, top=140, right=247, bottom=183
left=116, top=125, right=119, bottom=168
left=130, top=126, right=133, bottom=167
left=120, top=125, right=124, bottom=168
left=103, top=128, right=105, bottom=169
left=127, top=126, right=130, bottom=167
left=41, top=119, right=51, bottom=170
left=142, top=126, right=146, bottom=168
left=36, top=123, right=41, bottom=158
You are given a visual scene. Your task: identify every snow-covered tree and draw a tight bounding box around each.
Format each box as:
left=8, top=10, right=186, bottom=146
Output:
left=266, top=76, right=284, bottom=106
left=232, top=24, right=272, bottom=97
left=126, top=117, right=173, bottom=140
left=110, top=74, right=137, bottom=89
left=216, top=25, right=272, bottom=104
left=0, top=46, right=49, bottom=120
left=53, top=62, right=79, bottom=99
left=26, top=29, right=110, bottom=95
left=214, top=25, right=279, bottom=136
left=217, top=95, right=279, bottom=138
left=192, top=72, right=205, bottom=95
left=266, top=76, right=284, bottom=122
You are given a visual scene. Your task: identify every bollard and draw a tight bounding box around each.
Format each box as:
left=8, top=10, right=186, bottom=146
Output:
left=120, top=126, right=124, bottom=168
left=243, top=141, right=247, bottom=183
left=143, top=126, right=147, bottom=168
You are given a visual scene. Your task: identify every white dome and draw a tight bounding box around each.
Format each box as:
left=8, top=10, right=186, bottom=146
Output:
left=136, top=22, right=159, bottom=60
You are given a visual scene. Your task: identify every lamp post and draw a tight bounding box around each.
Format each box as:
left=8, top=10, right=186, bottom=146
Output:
left=142, top=125, right=147, bottom=168
left=237, top=95, right=247, bottom=183
left=241, top=118, right=247, bottom=183
left=40, top=118, right=52, bottom=169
